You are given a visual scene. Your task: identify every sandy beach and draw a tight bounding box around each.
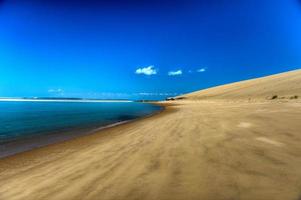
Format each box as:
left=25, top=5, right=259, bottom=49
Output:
left=0, top=70, right=301, bottom=200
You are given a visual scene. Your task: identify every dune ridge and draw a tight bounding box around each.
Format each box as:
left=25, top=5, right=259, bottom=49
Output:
left=182, top=69, right=301, bottom=101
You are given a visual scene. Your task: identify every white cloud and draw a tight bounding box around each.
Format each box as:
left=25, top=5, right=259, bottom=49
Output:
left=135, top=65, right=157, bottom=75
left=197, top=68, right=206, bottom=72
left=168, top=70, right=182, bottom=76
left=48, top=88, right=64, bottom=93
left=135, top=92, right=179, bottom=96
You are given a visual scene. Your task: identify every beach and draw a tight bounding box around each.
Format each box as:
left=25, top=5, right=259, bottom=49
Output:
left=0, top=70, right=301, bottom=200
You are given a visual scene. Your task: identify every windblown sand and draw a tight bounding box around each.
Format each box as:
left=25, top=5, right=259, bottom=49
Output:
left=0, top=70, right=301, bottom=200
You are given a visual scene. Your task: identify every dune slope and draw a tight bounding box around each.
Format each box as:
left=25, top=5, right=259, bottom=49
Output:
left=183, top=69, right=301, bottom=100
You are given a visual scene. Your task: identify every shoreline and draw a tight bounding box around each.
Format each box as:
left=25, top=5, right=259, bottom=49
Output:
left=0, top=103, right=166, bottom=159
left=1, top=100, right=297, bottom=159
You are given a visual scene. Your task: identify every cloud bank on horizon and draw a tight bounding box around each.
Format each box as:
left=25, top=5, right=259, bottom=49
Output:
left=48, top=88, right=64, bottom=93
left=47, top=88, right=64, bottom=97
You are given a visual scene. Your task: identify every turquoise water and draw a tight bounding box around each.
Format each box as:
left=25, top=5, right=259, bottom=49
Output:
left=0, top=101, right=161, bottom=143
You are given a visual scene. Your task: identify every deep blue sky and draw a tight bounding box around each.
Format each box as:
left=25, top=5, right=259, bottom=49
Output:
left=0, top=0, right=301, bottom=100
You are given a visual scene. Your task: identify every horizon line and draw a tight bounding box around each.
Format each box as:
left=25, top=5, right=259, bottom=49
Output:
left=0, top=98, right=133, bottom=103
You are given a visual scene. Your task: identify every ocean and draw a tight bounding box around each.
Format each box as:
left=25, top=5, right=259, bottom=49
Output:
left=0, top=101, right=161, bottom=144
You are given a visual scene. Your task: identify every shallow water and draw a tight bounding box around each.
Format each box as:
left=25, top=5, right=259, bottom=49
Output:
left=0, top=101, right=161, bottom=143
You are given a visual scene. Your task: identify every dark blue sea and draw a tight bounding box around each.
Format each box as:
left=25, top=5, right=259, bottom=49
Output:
left=0, top=101, right=161, bottom=144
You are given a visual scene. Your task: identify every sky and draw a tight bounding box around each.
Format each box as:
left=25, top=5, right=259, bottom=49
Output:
left=0, top=0, right=301, bottom=100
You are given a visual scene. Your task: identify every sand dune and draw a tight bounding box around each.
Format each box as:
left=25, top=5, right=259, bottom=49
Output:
left=0, top=70, right=301, bottom=200
left=183, top=69, right=301, bottom=101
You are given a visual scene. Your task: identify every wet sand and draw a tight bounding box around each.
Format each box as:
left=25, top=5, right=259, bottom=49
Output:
left=0, top=70, right=301, bottom=200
